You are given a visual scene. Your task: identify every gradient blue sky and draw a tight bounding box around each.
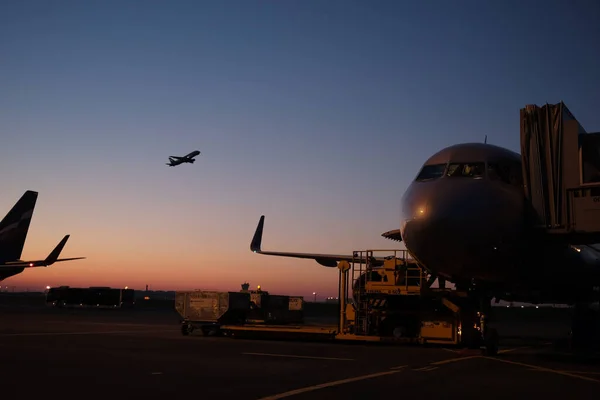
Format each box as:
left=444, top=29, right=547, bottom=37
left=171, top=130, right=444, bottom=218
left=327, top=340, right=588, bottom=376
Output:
left=1, top=0, right=599, bottom=298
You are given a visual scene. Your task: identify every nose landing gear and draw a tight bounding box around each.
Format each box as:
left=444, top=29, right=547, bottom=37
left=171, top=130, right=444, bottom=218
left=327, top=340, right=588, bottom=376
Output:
left=461, top=293, right=499, bottom=356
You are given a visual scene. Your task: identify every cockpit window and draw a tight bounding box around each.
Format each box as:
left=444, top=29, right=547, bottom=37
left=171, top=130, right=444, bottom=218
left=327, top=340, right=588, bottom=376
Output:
left=487, top=163, right=510, bottom=184
left=415, top=164, right=446, bottom=181
left=446, top=162, right=485, bottom=178
left=488, top=162, right=523, bottom=187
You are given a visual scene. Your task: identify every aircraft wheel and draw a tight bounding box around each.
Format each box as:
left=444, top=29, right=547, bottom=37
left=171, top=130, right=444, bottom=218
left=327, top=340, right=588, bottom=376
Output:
left=392, top=326, right=407, bottom=338
left=202, top=327, right=220, bottom=336
left=481, top=328, right=499, bottom=356
left=181, top=324, right=193, bottom=336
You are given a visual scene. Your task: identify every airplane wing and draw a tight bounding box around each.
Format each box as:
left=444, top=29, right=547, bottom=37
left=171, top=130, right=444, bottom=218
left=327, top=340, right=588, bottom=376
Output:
left=250, top=215, right=394, bottom=267
left=185, top=150, right=201, bottom=158
left=0, top=234, right=85, bottom=268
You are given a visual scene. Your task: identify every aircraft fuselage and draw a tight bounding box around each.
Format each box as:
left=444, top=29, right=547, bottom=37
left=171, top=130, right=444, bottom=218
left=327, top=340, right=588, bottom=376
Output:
left=399, top=143, right=600, bottom=304
left=0, top=267, right=25, bottom=281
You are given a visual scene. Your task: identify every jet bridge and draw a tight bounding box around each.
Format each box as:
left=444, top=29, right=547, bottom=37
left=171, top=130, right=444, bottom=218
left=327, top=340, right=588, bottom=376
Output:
left=520, top=102, right=600, bottom=243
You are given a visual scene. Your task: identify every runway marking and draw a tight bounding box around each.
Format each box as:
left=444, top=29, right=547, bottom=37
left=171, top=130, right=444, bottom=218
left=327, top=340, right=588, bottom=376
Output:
left=0, top=329, right=173, bottom=337
left=430, top=355, right=482, bottom=365
left=389, top=365, right=407, bottom=370
left=482, top=357, right=600, bottom=384
left=441, top=348, right=461, bottom=353
left=257, top=370, right=402, bottom=399
left=151, top=372, right=163, bottom=375
left=498, top=346, right=531, bottom=354
left=527, top=369, right=600, bottom=375
left=413, top=366, right=439, bottom=372
left=46, top=321, right=176, bottom=328
left=242, top=352, right=354, bottom=361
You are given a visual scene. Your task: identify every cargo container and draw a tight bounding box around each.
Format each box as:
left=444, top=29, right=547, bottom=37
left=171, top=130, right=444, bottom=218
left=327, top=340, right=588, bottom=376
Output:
left=239, top=293, right=304, bottom=324
left=261, top=295, right=304, bottom=324
left=176, top=290, right=250, bottom=335
left=176, top=290, right=305, bottom=335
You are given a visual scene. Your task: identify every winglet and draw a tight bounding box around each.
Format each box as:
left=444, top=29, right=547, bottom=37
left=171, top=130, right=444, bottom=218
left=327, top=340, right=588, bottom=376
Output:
left=250, top=215, right=265, bottom=252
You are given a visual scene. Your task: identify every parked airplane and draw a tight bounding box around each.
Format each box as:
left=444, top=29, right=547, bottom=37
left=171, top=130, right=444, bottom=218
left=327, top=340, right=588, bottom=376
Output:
left=250, top=102, right=600, bottom=349
left=166, top=150, right=201, bottom=167
left=249, top=143, right=553, bottom=300
left=0, top=190, right=86, bottom=281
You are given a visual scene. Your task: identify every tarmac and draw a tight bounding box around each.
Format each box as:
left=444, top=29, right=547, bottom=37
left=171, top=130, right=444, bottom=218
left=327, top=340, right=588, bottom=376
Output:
left=2, top=306, right=600, bottom=399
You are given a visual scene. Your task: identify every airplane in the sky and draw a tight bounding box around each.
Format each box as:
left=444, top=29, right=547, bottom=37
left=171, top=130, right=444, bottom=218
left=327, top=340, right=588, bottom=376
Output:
left=249, top=102, right=600, bottom=349
left=166, top=150, right=201, bottom=167
left=0, top=190, right=86, bottom=281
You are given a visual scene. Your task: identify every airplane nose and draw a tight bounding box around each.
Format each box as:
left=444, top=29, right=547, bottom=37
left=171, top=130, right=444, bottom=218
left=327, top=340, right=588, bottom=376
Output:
left=400, top=182, right=435, bottom=225
left=400, top=180, right=493, bottom=278
left=401, top=191, right=458, bottom=247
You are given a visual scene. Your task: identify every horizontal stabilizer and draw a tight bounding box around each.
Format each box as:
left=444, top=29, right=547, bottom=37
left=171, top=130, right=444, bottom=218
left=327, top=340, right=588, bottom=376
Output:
left=0, top=234, right=86, bottom=268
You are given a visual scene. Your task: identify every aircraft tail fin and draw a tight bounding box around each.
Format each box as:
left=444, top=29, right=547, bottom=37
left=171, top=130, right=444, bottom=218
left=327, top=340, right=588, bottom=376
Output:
left=0, top=190, right=38, bottom=261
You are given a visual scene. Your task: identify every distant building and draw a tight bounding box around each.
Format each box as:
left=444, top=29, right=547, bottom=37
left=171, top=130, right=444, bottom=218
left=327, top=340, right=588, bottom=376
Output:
left=325, top=297, right=339, bottom=304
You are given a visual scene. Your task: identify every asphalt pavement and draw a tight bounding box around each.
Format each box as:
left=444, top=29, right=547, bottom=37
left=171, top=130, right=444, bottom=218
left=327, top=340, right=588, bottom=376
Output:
left=1, top=308, right=599, bottom=399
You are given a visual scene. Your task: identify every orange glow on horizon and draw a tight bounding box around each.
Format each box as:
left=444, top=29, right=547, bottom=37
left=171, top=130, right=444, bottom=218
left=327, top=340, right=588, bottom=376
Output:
left=5, top=243, right=342, bottom=299
left=1, top=188, right=403, bottom=300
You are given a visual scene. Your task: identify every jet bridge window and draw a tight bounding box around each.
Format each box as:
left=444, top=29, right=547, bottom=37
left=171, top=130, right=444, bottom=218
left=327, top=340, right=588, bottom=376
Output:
left=580, top=133, right=600, bottom=184
left=446, top=162, right=484, bottom=178
left=415, top=164, right=446, bottom=181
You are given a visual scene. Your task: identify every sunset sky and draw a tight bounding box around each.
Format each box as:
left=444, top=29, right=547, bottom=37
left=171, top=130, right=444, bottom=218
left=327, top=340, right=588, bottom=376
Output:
left=2, top=0, right=599, bottom=299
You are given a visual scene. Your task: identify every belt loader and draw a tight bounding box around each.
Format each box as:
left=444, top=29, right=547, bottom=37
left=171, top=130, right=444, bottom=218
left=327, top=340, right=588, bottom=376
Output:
left=336, top=250, right=494, bottom=352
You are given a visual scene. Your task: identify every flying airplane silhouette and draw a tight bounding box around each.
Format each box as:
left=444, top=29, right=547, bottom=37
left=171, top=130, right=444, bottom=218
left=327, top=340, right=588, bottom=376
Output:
left=166, top=150, right=201, bottom=167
